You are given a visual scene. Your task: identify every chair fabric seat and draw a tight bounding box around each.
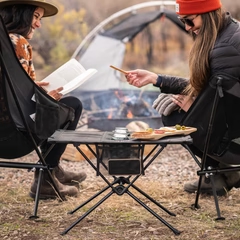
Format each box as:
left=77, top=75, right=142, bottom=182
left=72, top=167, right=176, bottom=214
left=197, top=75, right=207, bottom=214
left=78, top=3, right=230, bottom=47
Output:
left=182, top=73, right=240, bottom=162
left=0, top=124, right=37, bottom=158
left=209, top=141, right=240, bottom=165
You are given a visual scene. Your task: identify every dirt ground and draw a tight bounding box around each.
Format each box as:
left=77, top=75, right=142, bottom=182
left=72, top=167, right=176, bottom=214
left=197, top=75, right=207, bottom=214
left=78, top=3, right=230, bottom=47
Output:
left=1, top=145, right=240, bottom=240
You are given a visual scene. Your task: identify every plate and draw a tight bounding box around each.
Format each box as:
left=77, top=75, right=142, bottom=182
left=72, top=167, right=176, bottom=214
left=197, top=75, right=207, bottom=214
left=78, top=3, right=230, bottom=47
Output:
left=130, top=126, right=197, bottom=140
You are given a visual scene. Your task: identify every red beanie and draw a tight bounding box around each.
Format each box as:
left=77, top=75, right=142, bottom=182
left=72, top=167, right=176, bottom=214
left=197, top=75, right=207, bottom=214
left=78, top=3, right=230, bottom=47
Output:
left=176, top=0, right=222, bottom=15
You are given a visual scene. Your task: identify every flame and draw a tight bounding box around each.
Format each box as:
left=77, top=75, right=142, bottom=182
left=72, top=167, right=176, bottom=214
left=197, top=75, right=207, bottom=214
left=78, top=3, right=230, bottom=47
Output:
left=114, top=91, right=134, bottom=119
left=108, top=108, right=113, bottom=119
left=127, top=110, right=133, bottom=119
left=115, top=91, right=132, bottom=102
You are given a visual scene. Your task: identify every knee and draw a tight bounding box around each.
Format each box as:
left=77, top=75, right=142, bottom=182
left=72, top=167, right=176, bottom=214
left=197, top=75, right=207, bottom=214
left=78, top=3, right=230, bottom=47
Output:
left=69, top=97, right=82, bottom=120
left=60, top=96, right=82, bottom=112
left=75, top=98, right=82, bottom=117
left=71, top=97, right=82, bottom=113
left=60, top=96, right=82, bottom=121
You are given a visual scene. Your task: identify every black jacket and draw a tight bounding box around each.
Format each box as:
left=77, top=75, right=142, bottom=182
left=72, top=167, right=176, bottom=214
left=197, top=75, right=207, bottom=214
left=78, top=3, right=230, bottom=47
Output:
left=158, top=13, right=240, bottom=156
left=158, top=13, right=240, bottom=94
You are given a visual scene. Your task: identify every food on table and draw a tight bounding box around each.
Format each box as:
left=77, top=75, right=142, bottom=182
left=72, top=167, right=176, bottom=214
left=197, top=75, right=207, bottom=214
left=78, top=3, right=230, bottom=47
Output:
left=146, top=128, right=153, bottom=133
left=159, top=126, right=177, bottom=132
left=153, top=129, right=165, bottom=134
left=131, top=131, right=152, bottom=138
left=175, top=124, right=186, bottom=130
left=130, top=125, right=197, bottom=140
left=175, top=124, right=181, bottom=130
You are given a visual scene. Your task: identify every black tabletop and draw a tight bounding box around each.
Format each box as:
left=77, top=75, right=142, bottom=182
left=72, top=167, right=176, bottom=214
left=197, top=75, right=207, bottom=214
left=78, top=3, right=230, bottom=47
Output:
left=48, top=130, right=193, bottom=145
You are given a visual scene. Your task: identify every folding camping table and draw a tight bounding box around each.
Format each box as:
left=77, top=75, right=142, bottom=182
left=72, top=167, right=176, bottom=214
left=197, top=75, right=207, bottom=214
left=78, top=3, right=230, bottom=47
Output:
left=48, top=130, right=198, bottom=235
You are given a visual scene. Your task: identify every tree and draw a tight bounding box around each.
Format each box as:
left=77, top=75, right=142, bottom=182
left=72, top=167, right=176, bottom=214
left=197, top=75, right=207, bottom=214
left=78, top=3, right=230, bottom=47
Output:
left=31, top=2, right=88, bottom=69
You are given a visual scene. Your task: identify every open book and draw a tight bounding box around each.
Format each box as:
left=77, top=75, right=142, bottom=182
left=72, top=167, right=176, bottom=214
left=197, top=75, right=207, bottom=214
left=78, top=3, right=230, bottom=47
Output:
left=41, top=58, right=97, bottom=95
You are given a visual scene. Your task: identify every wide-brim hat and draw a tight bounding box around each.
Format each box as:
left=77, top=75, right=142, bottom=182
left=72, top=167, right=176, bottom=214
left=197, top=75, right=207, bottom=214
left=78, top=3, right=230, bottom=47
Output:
left=0, top=0, right=58, bottom=17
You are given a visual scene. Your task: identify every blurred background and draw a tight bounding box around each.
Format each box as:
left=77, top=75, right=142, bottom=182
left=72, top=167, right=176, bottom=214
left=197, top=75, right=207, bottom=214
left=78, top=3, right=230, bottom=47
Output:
left=34, top=0, right=240, bottom=78
left=32, top=0, right=240, bottom=130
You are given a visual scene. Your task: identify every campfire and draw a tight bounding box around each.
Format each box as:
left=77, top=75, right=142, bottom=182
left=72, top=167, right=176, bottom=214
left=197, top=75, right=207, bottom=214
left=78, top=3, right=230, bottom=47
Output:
left=77, top=89, right=162, bottom=131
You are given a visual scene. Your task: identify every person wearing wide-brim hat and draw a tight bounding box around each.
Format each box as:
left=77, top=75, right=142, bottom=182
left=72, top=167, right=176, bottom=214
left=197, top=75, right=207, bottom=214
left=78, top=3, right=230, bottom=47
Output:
left=126, top=0, right=240, bottom=196
left=0, top=0, right=87, bottom=199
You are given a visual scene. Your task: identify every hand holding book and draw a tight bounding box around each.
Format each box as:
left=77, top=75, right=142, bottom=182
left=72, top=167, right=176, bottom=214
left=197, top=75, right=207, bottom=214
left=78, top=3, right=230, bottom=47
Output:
left=36, top=80, right=63, bottom=100
left=40, top=59, right=97, bottom=95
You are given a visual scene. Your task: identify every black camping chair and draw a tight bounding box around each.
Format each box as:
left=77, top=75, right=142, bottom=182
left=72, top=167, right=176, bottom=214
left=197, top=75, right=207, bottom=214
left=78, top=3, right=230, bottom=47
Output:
left=182, top=73, right=240, bottom=219
left=0, top=16, right=75, bottom=218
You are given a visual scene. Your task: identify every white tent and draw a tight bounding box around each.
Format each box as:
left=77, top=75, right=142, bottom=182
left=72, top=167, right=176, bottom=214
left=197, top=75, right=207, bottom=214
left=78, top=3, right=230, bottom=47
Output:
left=71, top=1, right=188, bottom=130
left=79, top=35, right=125, bottom=90
left=72, top=1, right=186, bottom=91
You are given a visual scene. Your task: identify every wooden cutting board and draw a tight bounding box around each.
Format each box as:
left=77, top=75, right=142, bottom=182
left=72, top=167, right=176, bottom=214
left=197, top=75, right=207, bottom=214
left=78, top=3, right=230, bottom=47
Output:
left=130, top=126, right=197, bottom=140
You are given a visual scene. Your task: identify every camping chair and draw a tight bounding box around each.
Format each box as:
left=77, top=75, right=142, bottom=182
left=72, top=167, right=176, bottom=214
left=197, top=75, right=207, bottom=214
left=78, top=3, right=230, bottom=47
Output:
left=181, top=73, right=240, bottom=219
left=0, top=16, right=75, bottom=218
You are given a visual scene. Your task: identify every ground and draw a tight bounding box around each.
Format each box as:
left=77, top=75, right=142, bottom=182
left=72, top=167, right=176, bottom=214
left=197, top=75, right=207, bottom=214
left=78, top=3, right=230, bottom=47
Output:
left=0, top=145, right=240, bottom=240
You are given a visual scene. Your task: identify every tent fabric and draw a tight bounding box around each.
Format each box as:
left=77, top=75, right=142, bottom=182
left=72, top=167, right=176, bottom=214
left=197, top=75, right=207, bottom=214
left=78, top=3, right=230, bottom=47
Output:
left=101, top=10, right=165, bottom=41
left=79, top=35, right=125, bottom=91
left=74, top=8, right=187, bottom=92
left=101, top=9, right=186, bottom=41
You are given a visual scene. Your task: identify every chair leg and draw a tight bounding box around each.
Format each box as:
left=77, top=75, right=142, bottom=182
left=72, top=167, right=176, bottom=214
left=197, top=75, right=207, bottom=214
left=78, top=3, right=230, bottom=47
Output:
left=193, top=170, right=226, bottom=220
left=192, top=175, right=202, bottom=210
left=29, top=168, right=43, bottom=219
left=36, top=145, right=66, bottom=202
left=209, top=174, right=225, bottom=221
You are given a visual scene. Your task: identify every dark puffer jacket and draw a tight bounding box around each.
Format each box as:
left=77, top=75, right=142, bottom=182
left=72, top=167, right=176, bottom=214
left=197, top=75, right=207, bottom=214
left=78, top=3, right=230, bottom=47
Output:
left=157, top=13, right=240, bottom=157
left=158, top=13, right=240, bottom=94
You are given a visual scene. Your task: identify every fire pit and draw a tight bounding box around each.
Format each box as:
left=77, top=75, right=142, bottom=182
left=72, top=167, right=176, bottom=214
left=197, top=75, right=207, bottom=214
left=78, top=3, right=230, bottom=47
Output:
left=76, top=89, right=162, bottom=131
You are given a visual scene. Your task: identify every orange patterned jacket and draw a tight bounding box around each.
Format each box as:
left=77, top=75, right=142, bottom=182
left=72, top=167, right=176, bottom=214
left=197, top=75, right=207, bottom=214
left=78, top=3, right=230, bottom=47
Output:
left=9, top=33, right=36, bottom=80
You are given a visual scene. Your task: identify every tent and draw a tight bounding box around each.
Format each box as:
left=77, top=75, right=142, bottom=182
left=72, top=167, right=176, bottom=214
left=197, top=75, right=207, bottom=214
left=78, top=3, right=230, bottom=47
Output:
left=71, top=1, right=188, bottom=130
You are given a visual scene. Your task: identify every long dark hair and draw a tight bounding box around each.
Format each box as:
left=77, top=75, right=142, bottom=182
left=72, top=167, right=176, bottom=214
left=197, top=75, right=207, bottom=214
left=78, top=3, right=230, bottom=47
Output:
left=184, top=8, right=225, bottom=97
left=0, top=4, right=37, bottom=37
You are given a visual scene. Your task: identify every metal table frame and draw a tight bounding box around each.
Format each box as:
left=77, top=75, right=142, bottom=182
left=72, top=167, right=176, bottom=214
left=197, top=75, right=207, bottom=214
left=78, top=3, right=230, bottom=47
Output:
left=48, top=130, right=199, bottom=236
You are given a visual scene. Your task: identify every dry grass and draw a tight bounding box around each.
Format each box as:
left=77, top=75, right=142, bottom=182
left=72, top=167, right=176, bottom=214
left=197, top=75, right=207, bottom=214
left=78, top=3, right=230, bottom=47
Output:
left=0, top=145, right=239, bottom=239
left=1, top=175, right=240, bottom=240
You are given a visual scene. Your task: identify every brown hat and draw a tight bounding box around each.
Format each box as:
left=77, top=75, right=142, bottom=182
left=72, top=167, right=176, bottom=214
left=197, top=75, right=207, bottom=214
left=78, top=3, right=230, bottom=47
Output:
left=176, top=0, right=222, bottom=15
left=0, top=0, right=58, bottom=17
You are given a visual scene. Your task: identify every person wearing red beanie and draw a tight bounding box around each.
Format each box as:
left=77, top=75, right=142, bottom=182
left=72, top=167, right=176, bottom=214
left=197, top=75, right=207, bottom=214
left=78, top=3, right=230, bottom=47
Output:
left=126, top=1, right=240, bottom=197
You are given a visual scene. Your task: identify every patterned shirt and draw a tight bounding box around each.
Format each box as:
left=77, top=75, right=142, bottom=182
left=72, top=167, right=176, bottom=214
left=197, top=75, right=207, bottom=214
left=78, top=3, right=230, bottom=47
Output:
left=9, top=33, right=36, bottom=80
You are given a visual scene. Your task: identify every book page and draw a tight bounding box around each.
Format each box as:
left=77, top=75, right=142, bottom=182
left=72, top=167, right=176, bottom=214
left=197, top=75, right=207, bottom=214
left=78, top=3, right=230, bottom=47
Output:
left=40, top=58, right=97, bottom=95
left=60, top=68, right=97, bottom=95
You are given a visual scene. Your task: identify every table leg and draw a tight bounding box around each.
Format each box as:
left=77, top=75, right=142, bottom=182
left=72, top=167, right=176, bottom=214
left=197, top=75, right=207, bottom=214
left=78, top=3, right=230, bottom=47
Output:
left=131, top=184, right=176, bottom=216
left=61, top=190, right=114, bottom=235
left=68, top=184, right=111, bottom=214
left=126, top=190, right=181, bottom=235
